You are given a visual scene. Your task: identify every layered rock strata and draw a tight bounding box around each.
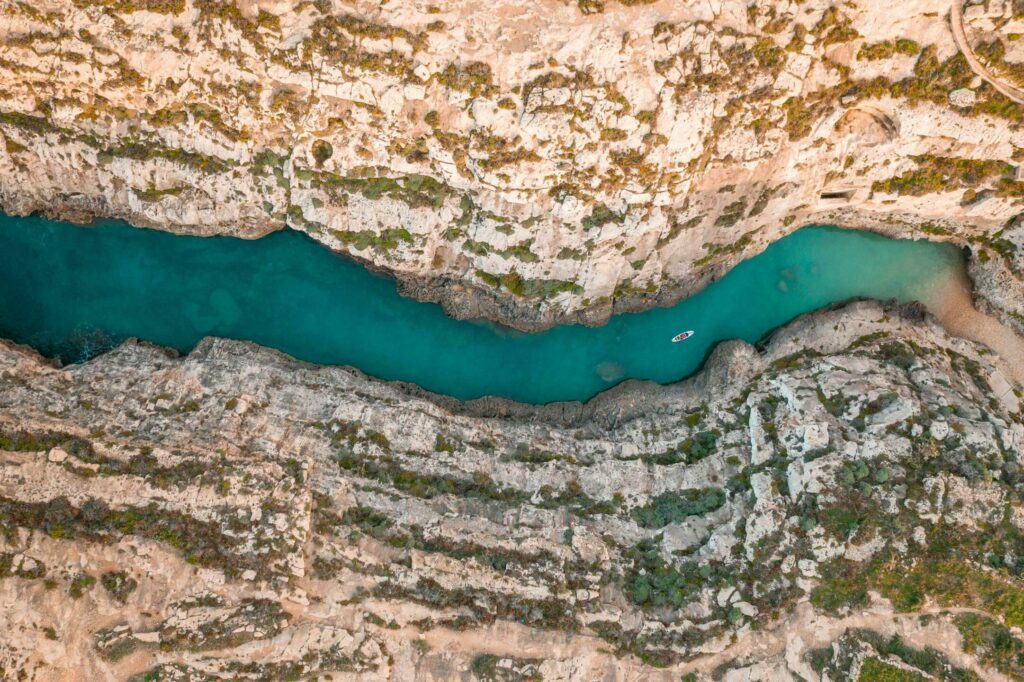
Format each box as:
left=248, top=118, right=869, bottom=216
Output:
left=0, top=300, right=1022, bottom=679
left=1, top=0, right=1024, bottom=329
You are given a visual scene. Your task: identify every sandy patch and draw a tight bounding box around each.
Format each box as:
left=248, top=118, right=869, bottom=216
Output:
left=925, top=265, right=1024, bottom=391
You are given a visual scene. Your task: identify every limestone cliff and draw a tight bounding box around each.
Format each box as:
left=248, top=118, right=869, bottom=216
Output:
left=4, top=2, right=1024, bottom=680
left=1, top=300, right=1023, bottom=679
left=1, top=0, right=1024, bottom=329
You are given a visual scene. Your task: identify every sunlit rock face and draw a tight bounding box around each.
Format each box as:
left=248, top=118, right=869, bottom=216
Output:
left=3, top=2, right=1024, bottom=678
left=0, top=300, right=1022, bottom=679
left=1, top=0, right=1023, bottom=329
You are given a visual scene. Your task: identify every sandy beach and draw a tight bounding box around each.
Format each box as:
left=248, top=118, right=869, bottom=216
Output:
left=926, top=264, right=1024, bottom=394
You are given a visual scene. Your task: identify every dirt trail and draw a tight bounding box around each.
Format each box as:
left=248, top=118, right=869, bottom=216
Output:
left=950, top=0, right=1024, bottom=104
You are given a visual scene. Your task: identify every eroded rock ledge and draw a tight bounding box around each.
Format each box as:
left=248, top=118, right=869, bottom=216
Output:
left=2, top=0, right=1024, bottom=330
left=0, top=300, right=1022, bottom=680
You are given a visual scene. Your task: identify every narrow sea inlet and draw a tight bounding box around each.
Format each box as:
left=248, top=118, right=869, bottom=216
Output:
left=0, top=216, right=963, bottom=403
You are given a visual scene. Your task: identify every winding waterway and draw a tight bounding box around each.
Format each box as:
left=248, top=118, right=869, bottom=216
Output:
left=0, top=215, right=964, bottom=403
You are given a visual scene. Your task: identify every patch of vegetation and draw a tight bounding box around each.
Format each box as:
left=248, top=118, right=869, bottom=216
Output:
left=160, top=598, right=286, bottom=651
left=751, top=38, right=784, bottom=71
left=632, top=488, right=725, bottom=528
left=375, top=576, right=577, bottom=631
left=782, top=42, right=1024, bottom=144
left=582, top=203, right=624, bottom=231
left=715, top=198, right=748, bottom=227
left=817, top=388, right=850, bottom=417
left=133, top=185, right=186, bottom=202
left=312, top=140, right=333, bottom=166
left=535, top=480, right=619, bottom=517
left=335, top=505, right=392, bottom=539
left=474, top=270, right=582, bottom=299
left=0, top=552, right=45, bottom=580
left=896, top=44, right=1024, bottom=120
left=331, top=228, right=413, bottom=251
left=78, top=0, right=187, bottom=14
left=0, top=428, right=93, bottom=454
left=658, top=214, right=703, bottom=247
left=815, top=6, right=860, bottom=45
left=643, top=430, right=720, bottom=465
left=0, top=496, right=265, bottom=578
left=104, top=138, right=231, bottom=174
left=0, top=110, right=59, bottom=136
left=319, top=171, right=454, bottom=210
left=858, top=39, right=921, bottom=61
left=436, top=61, right=495, bottom=97
left=100, top=571, right=138, bottom=604
left=335, top=450, right=527, bottom=504
left=857, top=657, right=927, bottom=681
left=600, top=128, right=628, bottom=142
left=94, top=625, right=142, bottom=662
left=808, top=629, right=977, bottom=681
left=625, top=539, right=724, bottom=609
left=955, top=613, right=1024, bottom=678
left=68, top=573, right=96, bottom=599
left=499, top=240, right=539, bottom=263
left=872, top=155, right=1014, bottom=197
left=511, top=443, right=559, bottom=464
left=812, top=515, right=1024, bottom=634
left=469, top=653, right=543, bottom=681
left=694, top=231, right=756, bottom=267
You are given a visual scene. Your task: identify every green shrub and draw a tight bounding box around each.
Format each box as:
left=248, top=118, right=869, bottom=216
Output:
left=69, top=573, right=96, bottom=599
left=312, top=140, right=333, bottom=165
left=625, top=539, right=719, bottom=609
left=872, top=156, right=1013, bottom=197
left=858, top=657, right=927, bottom=681
left=632, top=488, right=725, bottom=529
left=955, top=613, right=1024, bottom=678
left=100, top=571, right=138, bottom=603
left=646, top=430, right=719, bottom=465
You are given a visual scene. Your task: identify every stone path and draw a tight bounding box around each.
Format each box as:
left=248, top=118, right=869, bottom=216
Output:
left=950, top=0, right=1024, bottom=104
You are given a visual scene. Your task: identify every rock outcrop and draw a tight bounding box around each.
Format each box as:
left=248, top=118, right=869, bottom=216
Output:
left=1, top=300, right=1023, bottom=679
left=1, top=0, right=1023, bottom=329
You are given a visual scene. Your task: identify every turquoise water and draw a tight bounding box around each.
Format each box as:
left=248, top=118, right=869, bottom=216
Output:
left=0, top=216, right=963, bottom=403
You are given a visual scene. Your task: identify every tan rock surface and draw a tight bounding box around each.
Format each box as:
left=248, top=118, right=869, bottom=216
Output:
left=1, top=0, right=1023, bottom=329
left=4, top=3, right=1024, bottom=680
left=0, top=300, right=1022, bottom=679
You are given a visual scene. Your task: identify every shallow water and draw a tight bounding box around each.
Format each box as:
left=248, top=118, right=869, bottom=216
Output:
left=0, top=216, right=964, bottom=403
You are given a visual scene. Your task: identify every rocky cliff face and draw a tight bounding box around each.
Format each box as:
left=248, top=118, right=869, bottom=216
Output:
left=1, top=300, right=1023, bottom=680
left=1, top=0, right=1024, bottom=329
left=4, top=2, right=1024, bottom=680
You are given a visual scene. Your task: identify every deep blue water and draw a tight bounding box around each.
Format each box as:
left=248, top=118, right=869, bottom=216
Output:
left=0, top=216, right=963, bottom=403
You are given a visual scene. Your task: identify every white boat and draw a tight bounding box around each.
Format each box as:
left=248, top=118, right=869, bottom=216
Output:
left=672, top=330, right=695, bottom=343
